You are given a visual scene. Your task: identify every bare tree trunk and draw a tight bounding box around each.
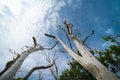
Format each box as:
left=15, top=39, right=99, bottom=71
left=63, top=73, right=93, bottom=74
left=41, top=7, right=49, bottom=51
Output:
left=55, top=33, right=120, bottom=80
left=0, top=37, right=58, bottom=80
left=0, top=46, right=43, bottom=80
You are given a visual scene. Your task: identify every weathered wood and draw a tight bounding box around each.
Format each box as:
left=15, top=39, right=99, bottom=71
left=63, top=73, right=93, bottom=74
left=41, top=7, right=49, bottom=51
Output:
left=56, top=35, right=120, bottom=80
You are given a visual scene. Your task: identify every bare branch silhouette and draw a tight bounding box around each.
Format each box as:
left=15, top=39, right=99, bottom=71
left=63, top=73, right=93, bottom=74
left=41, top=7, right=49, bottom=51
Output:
left=22, top=61, right=55, bottom=80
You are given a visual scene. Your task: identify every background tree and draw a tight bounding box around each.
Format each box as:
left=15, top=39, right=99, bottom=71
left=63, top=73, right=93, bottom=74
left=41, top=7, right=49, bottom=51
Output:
left=59, top=52, right=96, bottom=80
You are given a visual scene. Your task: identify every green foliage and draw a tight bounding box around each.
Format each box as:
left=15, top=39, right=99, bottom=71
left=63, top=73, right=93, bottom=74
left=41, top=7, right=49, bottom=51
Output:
left=102, top=35, right=120, bottom=45
left=13, top=78, right=23, bottom=80
left=97, top=35, right=120, bottom=73
left=59, top=35, right=120, bottom=80
left=59, top=58, right=96, bottom=80
left=59, top=52, right=96, bottom=80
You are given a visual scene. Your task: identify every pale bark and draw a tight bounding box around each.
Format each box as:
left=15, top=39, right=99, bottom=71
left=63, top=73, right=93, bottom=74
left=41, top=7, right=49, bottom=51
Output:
left=56, top=35, right=120, bottom=80
left=0, top=46, right=43, bottom=80
left=0, top=37, right=58, bottom=80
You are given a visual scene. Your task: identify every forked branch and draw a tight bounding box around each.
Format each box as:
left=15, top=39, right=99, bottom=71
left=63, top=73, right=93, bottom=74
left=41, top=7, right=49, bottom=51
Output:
left=82, top=30, right=94, bottom=44
left=22, top=61, right=55, bottom=80
left=45, top=54, right=58, bottom=80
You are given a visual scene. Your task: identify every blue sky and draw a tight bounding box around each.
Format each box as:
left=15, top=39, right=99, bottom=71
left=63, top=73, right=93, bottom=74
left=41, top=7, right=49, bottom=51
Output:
left=60, top=0, right=120, bottom=48
left=0, top=0, right=120, bottom=80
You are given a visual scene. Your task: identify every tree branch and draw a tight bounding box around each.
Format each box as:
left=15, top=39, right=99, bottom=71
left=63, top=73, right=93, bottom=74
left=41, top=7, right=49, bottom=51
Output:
left=58, top=25, right=73, bottom=50
left=64, top=20, right=72, bottom=34
left=32, top=37, right=37, bottom=47
left=45, top=34, right=55, bottom=39
left=43, top=41, right=58, bottom=50
left=63, top=21, right=94, bottom=57
left=22, top=61, right=55, bottom=80
left=45, top=55, right=58, bottom=80
left=55, top=36, right=83, bottom=60
left=82, top=30, right=94, bottom=44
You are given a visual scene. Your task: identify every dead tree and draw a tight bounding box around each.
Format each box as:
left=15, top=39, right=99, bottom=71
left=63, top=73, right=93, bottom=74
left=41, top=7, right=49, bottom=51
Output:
left=0, top=50, right=20, bottom=76
left=0, top=37, right=58, bottom=80
left=49, top=21, right=120, bottom=80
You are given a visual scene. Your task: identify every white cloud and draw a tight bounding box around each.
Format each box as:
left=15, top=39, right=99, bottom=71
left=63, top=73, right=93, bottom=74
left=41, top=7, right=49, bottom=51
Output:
left=0, top=0, right=22, bottom=16
left=105, top=28, right=113, bottom=34
left=0, top=0, right=83, bottom=79
left=66, top=0, right=72, bottom=5
left=102, top=42, right=109, bottom=47
left=101, top=41, right=112, bottom=48
left=0, top=0, right=71, bottom=79
left=72, top=0, right=82, bottom=10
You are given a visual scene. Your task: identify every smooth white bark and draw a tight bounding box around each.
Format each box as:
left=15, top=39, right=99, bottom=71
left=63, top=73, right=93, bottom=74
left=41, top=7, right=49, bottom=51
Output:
left=56, top=35, right=120, bottom=80
left=0, top=46, right=43, bottom=80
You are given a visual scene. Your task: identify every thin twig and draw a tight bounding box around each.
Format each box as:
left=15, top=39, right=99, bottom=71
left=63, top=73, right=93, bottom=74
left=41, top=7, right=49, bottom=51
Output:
left=43, top=41, right=58, bottom=50
left=32, top=37, right=37, bottom=47
left=82, top=30, right=94, bottom=44
left=64, top=20, right=72, bottom=34
left=22, top=61, right=55, bottom=80
left=58, top=25, right=73, bottom=50
left=45, top=34, right=55, bottom=39
left=9, top=49, right=17, bottom=54
left=45, top=54, right=58, bottom=80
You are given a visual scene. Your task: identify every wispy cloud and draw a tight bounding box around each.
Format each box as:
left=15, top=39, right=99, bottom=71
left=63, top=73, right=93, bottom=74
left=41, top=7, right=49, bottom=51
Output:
left=105, top=28, right=113, bottom=34
left=102, top=42, right=110, bottom=48
left=0, top=0, right=74, bottom=79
